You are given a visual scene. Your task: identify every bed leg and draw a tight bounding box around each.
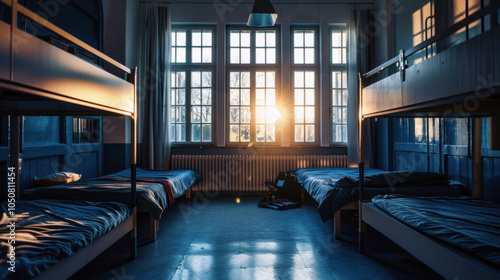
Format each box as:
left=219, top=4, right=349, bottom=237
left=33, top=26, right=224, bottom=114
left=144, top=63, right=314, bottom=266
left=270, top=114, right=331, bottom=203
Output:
left=149, top=215, right=157, bottom=242
left=334, top=211, right=341, bottom=239
left=358, top=220, right=367, bottom=253
left=157, top=220, right=160, bottom=232
left=185, top=189, right=192, bottom=199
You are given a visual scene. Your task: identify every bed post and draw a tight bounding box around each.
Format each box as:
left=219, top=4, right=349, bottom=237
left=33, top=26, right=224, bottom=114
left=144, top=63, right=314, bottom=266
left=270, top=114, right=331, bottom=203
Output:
left=472, top=117, right=482, bottom=199
left=129, top=67, right=138, bottom=259
left=358, top=73, right=366, bottom=253
left=9, top=116, right=21, bottom=201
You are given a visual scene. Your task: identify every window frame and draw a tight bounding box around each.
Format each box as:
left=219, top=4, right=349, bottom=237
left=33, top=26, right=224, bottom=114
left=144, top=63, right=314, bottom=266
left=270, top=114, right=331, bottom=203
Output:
left=291, top=26, right=320, bottom=146
left=330, top=26, right=348, bottom=145
left=170, top=25, right=216, bottom=145
left=226, top=26, right=282, bottom=146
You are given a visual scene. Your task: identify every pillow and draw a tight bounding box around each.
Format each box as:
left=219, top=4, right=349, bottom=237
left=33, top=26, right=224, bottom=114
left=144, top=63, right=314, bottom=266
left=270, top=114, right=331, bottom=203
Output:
left=34, top=172, right=82, bottom=187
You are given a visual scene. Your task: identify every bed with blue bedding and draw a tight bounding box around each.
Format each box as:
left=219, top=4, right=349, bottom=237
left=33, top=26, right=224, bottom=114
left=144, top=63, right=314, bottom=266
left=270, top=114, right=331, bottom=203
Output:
left=0, top=199, right=133, bottom=280
left=365, top=195, right=500, bottom=279
left=294, top=168, right=468, bottom=223
left=25, top=168, right=202, bottom=221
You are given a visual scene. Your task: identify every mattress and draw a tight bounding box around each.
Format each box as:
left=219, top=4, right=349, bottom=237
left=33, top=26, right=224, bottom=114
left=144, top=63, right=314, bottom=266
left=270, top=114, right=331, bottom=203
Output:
left=294, top=168, right=467, bottom=222
left=25, top=168, right=201, bottom=220
left=0, top=199, right=132, bottom=279
left=372, top=195, right=500, bottom=267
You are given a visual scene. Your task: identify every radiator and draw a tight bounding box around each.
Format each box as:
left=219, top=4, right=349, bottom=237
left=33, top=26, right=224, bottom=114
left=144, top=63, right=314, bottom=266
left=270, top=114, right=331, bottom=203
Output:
left=171, top=155, right=348, bottom=192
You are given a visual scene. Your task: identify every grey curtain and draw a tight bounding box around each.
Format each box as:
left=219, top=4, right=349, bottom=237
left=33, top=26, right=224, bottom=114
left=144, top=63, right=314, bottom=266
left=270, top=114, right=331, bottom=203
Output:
left=138, top=3, right=171, bottom=169
left=347, top=3, right=375, bottom=167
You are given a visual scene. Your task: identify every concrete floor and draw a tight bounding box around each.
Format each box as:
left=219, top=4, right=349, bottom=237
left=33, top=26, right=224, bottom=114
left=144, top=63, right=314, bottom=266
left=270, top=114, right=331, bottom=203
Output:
left=74, top=195, right=442, bottom=280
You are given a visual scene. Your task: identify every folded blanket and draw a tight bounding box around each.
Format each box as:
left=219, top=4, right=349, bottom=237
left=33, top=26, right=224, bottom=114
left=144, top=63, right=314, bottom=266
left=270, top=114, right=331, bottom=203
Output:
left=329, top=171, right=450, bottom=189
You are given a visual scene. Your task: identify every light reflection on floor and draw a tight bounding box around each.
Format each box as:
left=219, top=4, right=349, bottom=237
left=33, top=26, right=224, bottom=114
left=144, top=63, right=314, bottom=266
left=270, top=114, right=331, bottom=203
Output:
left=88, top=196, right=441, bottom=280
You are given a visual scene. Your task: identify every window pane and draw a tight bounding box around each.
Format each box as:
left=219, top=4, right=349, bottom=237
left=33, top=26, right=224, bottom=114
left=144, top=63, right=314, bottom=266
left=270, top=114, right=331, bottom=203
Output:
left=256, top=72, right=265, bottom=88
left=305, top=107, right=315, bottom=123
left=332, top=49, right=342, bottom=64
left=192, top=31, right=202, bottom=46
left=295, top=71, right=304, bottom=88
left=24, top=117, right=61, bottom=145
left=305, top=125, right=315, bottom=142
left=230, top=89, right=240, bottom=105
left=295, top=89, right=304, bottom=106
left=295, top=125, right=304, bottom=142
left=305, top=89, right=315, bottom=105
left=177, top=47, right=186, bottom=63
left=267, top=32, right=276, bottom=47
left=267, top=48, right=276, bottom=64
left=192, top=89, right=201, bottom=105
left=266, top=90, right=276, bottom=106
left=192, top=106, right=201, bottom=123
left=176, top=124, right=186, bottom=142
left=266, top=125, right=275, bottom=142
left=202, top=71, right=212, bottom=87
left=256, top=89, right=266, bottom=105
left=256, top=31, right=266, bottom=47
left=294, top=49, right=304, bottom=64
left=203, top=106, right=212, bottom=123
left=241, top=89, right=250, bottom=105
left=202, top=124, right=212, bottom=142
left=305, top=48, right=315, bottom=64
left=230, top=31, right=240, bottom=47
left=295, top=107, right=304, bottom=123
left=256, top=125, right=265, bottom=142
left=177, top=32, right=186, bottom=46
left=192, top=124, right=201, bottom=141
left=241, top=48, right=251, bottom=63
left=230, top=107, right=240, bottom=123
left=202, top=47, right=212, bottom=63
left=192, top=72, right=201, bottom=87
left=241, top=72, right=250, bottom=87
left=256, top=108, right=266, bottom=123
left=230, top=125, right=240, bottom=142
left=230, top=48, right=240, bottom=64
left=241, top=107, right=251, bottom=123
left=240, top=125, right=250, bottom=142
left=294, top=31, right=304, bottom=47
left=256, top=49, right=266, bottom=64
left=241, top=31, right=251, bottom=47
left=192, top=47, right=201, bottom=63
left=305, top=72, right=315, bottom=88
left=332, top=31, right=342, bottom=47
left=202, top=89, right=211, bottom=105
left=202, top=31, right=212, bottom=46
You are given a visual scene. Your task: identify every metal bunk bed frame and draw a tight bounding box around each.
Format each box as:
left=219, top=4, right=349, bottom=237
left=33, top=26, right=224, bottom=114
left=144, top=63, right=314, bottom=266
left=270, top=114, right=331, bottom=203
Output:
left=357, top=2, right=500, bottom=279
left=0, top=0, right=138, bottom=278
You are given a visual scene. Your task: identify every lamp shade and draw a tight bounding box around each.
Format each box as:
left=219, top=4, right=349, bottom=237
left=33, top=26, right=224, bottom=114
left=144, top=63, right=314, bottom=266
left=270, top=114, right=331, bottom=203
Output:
left=247, top=0, right=278, bottom=27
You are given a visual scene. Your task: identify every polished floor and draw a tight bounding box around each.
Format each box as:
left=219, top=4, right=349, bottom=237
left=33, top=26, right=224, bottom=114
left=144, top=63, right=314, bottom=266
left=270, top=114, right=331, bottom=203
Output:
left=75, top=195, right=442, bottom=280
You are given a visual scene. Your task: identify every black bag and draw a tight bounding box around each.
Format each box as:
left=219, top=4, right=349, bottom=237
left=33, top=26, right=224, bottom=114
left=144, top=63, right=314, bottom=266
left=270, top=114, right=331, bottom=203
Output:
left=258, top=198, right=300, bottom=210
left=263, top=171, right=302, bottom=203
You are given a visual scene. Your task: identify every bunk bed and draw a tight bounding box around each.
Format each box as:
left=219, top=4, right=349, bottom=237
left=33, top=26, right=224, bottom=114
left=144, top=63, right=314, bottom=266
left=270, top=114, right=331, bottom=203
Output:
left=294, top=167, right=467, bottom=238
left=24, top=168, right=202, bottom=241
left=0, top=1, right=138, bottom=279
left=358, top=2, right=500, bottom=279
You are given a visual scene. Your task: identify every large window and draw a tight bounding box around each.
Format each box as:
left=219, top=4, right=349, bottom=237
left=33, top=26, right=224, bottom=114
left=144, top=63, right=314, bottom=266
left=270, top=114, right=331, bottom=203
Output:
left=227, top=28, right=279, bottom=144
left=292, top=28, right=318, bottom=143
left=171, top=27, right=214, bottom=143
left=331, top=29, right=348, bottom=143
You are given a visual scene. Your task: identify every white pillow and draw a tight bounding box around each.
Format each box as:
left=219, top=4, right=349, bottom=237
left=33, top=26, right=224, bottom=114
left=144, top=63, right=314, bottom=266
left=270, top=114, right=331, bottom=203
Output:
left=34, top=172, right=82, bottom=186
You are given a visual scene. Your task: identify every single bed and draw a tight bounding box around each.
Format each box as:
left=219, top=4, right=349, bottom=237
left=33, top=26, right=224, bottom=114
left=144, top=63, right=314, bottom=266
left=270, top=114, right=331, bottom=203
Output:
left=364, top=195, right=500, bottom=279
left=24, top=168, right=202, bottom=241
left=0, top=199, right=134, bottom=280
left=294, top=167, right=467, bottom=238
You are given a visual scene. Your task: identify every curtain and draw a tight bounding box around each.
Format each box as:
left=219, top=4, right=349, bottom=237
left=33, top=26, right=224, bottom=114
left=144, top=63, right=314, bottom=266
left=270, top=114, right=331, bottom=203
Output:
left=346, top=3, right=375, bottom=167
left=138, top=3, right=171, bottom=169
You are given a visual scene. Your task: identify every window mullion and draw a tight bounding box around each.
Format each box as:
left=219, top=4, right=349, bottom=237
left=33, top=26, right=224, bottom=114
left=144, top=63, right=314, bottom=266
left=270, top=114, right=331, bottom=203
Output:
left=186, top=70, right=192, bottom=142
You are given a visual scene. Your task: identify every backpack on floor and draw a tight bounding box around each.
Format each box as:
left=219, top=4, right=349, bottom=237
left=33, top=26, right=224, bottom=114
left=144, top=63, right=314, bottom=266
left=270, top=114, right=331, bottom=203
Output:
left=258, top=171, right=302, bottom=210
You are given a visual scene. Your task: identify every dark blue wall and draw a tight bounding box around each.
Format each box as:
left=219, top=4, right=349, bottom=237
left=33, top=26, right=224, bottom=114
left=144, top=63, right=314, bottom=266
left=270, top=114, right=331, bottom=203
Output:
left=377, top=117, right=500, bottom=203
